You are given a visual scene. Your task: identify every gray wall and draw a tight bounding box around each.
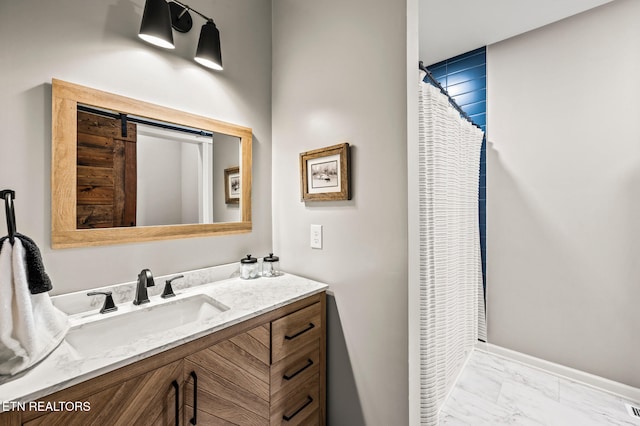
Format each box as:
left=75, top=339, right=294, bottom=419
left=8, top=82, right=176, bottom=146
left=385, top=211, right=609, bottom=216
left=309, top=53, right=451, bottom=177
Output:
left=272, top=0, right=409, bottom=424
left=487, top=0, right=640, bottom=388
left=0, top=0, right=272, bottom=294
left=212, top=133, right=241, bottom=223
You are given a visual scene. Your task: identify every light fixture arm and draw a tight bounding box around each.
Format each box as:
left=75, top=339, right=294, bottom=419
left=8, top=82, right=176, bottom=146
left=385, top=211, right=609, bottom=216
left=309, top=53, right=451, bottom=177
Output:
left=171, top=0, right=213, bottom=23
left=176, top=7, right=188, bottom=20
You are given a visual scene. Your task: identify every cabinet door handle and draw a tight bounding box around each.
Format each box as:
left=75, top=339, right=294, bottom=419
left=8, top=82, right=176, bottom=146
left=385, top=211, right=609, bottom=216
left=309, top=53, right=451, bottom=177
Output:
left=283, top=359, right=314, bottom=381
left=283, top=396, right=313, bottom=421
left=189, top=371, right=198, bottom=425
left=284, top=323, right=315, bottom=340
left=171, top=380, right=179, bottom=426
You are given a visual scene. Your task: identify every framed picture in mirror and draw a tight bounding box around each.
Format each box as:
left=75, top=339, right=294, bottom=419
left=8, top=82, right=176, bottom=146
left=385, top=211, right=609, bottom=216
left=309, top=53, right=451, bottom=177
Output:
left=300, top=143, right=351, bottom=201
left=225, top=166, right=240, bottom=204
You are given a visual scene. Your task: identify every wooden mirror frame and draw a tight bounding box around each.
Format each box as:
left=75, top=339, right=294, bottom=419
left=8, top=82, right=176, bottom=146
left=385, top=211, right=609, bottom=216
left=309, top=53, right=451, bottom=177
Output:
left=51, top=79, right=252, bottom=248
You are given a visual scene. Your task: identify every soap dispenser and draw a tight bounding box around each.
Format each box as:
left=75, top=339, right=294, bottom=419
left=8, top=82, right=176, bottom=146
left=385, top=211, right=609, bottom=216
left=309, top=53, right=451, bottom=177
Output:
left=262, top=253, right=281, bottom=277
left=240, top=254, right=259, bottom=279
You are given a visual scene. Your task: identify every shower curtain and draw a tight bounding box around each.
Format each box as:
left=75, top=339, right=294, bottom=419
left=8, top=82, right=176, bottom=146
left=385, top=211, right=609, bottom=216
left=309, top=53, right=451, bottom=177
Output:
left=418, top=72, right=486, bottom=425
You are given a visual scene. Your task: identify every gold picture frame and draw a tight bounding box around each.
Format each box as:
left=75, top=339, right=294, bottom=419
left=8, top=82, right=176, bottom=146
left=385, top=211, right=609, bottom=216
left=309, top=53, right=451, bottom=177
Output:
left=300, top=143, right=351, bottom=201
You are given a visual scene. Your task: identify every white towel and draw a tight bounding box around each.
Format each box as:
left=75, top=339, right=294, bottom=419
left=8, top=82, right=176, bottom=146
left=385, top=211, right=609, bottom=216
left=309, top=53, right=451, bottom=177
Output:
left=0, top=239, right=69, bottom=375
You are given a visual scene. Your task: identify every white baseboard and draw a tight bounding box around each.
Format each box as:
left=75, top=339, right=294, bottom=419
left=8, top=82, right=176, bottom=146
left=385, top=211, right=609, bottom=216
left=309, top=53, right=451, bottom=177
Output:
left=475, top=342, right=640, bottom=404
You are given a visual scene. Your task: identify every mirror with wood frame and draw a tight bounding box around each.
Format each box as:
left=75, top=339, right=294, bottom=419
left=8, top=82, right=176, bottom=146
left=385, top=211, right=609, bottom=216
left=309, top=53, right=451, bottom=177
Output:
left=51, top=79, right=252, bottom=248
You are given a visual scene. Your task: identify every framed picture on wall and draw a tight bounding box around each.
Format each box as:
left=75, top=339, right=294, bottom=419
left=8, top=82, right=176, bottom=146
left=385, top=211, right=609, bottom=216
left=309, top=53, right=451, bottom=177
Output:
left=224, top=166, right=240, bottom=204
left=300, top=143, right=351, bottom=201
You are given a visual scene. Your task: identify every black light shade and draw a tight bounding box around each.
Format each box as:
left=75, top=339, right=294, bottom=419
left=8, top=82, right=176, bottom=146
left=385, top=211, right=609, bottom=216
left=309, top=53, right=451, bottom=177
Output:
left=194, top=21, right=223, bottom=71
left=139, top=0, right=175, bottom=49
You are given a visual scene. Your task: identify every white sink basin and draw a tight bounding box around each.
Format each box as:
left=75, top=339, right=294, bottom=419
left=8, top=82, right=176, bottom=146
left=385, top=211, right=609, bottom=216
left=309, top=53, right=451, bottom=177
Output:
left=65, top=294, right=229, bottom=357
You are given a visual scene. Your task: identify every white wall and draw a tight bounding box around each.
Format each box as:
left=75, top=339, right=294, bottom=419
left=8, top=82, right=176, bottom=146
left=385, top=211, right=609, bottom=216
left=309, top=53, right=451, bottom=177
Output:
left=407, top=0, right=420, bottom=422
left=136, top=132, right=184, bottom=226
left=0, top=0, right=272, bottom=294
left=272, top=0, right=408, bottom=424
left=487, top=0, right=640, bottom=388
left=180, top=142, right=200, bottom=224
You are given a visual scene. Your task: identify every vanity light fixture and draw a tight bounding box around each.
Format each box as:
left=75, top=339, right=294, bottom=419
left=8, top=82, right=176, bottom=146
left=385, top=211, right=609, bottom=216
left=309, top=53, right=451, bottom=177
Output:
left=139, top=0, right=223, bottom=71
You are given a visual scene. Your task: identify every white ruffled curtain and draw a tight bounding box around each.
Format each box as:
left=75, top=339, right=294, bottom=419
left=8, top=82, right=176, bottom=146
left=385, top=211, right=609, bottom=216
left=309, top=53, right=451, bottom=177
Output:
left=418, top=73, right=486, bottom=425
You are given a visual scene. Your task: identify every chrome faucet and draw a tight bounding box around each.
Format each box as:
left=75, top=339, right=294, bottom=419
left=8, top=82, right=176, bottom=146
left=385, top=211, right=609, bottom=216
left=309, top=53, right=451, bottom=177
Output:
left=133, top=269, right=155, bottom=305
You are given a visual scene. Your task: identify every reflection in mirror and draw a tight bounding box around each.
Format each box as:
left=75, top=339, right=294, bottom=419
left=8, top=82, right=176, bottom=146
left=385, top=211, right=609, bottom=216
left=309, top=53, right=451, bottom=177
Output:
left=51, top=78, right=252, bottom=248
left=76, top=106, right=241, bottom=228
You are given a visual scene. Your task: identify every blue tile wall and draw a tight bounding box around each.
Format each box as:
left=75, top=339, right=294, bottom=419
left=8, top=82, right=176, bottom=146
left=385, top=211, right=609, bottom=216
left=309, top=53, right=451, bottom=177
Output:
left=425, top=47, right=487, bottom=295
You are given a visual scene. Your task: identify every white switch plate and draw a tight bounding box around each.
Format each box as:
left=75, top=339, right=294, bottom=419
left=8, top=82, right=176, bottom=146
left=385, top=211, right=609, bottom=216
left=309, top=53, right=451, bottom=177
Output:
left=310, top=224, right=323, bottom=249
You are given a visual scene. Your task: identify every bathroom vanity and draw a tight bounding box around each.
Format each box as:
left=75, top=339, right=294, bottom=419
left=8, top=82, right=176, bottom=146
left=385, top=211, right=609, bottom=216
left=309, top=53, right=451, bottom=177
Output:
left=0, top=267, right=327, bottom=425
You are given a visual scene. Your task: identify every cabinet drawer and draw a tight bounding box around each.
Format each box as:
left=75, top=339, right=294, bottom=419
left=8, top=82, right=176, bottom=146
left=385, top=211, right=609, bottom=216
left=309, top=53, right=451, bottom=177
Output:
left=271, top=303, right=321, bottom=363
left=271, top=339, right=320, bottom=400
left=270, top=375, right=319, bottom=426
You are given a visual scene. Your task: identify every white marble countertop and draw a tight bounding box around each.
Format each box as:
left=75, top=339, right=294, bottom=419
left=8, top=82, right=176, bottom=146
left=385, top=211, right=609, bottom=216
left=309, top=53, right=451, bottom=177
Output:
left=0, top=267, right=327, bottom=410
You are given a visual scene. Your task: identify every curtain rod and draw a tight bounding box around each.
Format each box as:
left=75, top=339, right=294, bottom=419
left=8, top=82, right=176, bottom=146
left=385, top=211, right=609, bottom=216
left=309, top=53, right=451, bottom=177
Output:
left=419, top=61, right=481, bottom=130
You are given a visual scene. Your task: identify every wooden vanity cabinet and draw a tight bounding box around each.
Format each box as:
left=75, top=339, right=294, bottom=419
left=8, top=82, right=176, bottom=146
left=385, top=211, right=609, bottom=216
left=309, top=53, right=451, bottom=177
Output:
left=184, top=300, right=325, bottom=425
left=21, top=359, right=184, bottom=426
left=183, top=324, right=271, bottom=424
left=0, top=292, right=325, bottom=426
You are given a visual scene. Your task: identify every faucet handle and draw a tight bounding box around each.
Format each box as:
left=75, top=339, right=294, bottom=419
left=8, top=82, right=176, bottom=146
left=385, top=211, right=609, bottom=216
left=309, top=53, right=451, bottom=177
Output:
left=161, top=275, right=184, bottom=299
left=87, top=291, right=118, bottom=314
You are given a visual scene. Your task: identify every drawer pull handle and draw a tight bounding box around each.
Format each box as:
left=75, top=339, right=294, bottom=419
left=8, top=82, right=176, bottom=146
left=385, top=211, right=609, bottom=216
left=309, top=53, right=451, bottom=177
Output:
left=283, top=358, right=314, bottom=381
left=190, top=371, right=198, bottom=425
left=171, top=380, right=179, bottom=426
left=284, top=323, right=315, bottom=340
left=282, top=396, right=313, bottom=421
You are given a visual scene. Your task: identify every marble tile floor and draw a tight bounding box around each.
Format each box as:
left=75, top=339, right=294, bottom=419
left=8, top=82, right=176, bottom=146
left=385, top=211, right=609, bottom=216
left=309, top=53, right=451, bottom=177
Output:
left=440, top=349, right=640, bottom=425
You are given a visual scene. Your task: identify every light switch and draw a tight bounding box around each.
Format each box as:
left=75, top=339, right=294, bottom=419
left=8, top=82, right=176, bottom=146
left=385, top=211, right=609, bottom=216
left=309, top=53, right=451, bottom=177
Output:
left=310, top=224, right=323, bottom=249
